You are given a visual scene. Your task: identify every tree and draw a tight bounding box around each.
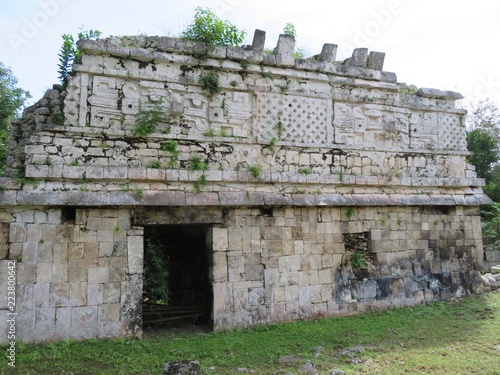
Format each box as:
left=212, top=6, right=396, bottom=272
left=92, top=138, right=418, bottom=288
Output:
left=58, top=29, right=101, bottom=87
left=459, top=98, right=500, bottom=141
left=458, top=98, right=500, bottom=202
left=466, top=128, right=498, bottom=180
left=181, top=7, right=246, bottom=46
left=282, top=22, right=306, bottom=58
left=0, top=63, right=30, bottom=176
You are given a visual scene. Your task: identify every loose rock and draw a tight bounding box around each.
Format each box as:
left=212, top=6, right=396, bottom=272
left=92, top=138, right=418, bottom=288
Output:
left=162, top=360, right=204, bottom=375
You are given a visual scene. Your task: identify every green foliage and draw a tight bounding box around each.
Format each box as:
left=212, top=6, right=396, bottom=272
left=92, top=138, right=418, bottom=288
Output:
left=204, top=129, right=215, bottom=137
left=398, top=84, right=418, bottom=95
left=466, top=128, right=498, bottom=181
left=459, top=98, right=500, bottom=142
left=161, top=139, right=180, bottom=155
left=135, top=188, right=144, bottom=199
left=276, top=84, right=289, bottom=94
left=7, top=292, right=500, bottom=374
left=269, top=137, right=277, bottom=151
left=275, top=121, right=284, bottom=140
left=248, top=165, right=262, bottom=179
left=189, top=155, right=209, bottom=171
left=58, top=29, right=101, bottom=86
left=148, top=160, right=162, bottom=169
left=283, top=22, right=297, bottom=38
left=282, top=22, right=306, bottom=59
left=199, top=69, right=221, bottom=96
left=143, top=239, right=169, bottom=303
left=181, top=7, right=246, bottom=46
left=482, top=202, right=500, bottom=238
left=194, top=173, right=207, bottom=193
left=0, top=63, right=30, bottom=176
left=344, top=206, right=357, bottom=219
left=484, top=165, right=500, bottom=202
left=133, top=102, right=169, bottom=136
left=299, top=167, right=312, bottom=175
left=350, top=251, right=366, bottom=268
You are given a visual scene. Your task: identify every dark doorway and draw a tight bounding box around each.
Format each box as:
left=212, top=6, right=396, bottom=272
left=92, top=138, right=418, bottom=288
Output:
left=142, top=225, right=212, bottom=329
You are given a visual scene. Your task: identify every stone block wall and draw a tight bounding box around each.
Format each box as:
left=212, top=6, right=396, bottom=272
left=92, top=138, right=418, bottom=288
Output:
left=0, top=31, right=492, bottom=342
left=0, top=204, right=484, bottom=341
left=211, top=205, right=483, bottom=329
left=0, top=207, right=142, bottom=343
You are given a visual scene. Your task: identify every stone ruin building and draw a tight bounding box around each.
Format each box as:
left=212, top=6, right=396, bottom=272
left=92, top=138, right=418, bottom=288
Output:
left=0, top=30, right=492, bottom=343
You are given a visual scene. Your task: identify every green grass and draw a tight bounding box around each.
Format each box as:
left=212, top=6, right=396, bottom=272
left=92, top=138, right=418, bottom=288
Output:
left=3, top=291, right=499, bottom=374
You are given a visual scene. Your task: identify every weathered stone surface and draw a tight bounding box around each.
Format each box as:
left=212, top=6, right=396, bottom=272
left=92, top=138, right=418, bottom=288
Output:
left=417, top=87, right=464, bottom=100
left=367, top=51, right=385, bottom=70
left=0, top=30, right=489, bottom=346
left=275, top=34, right=296, bottom=67
left=227, top=46, right=263, bottom=63
left=319, top=43, right=338, bottom=62
left=350, top=48, right=368, bottom=67
left=162, top=360, right=204, bottom=375
left=251, top=29, right=266, bottom=51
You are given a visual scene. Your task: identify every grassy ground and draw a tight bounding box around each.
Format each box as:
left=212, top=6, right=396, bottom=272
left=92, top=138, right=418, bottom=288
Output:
left=2, top=291, right=499, bottom=375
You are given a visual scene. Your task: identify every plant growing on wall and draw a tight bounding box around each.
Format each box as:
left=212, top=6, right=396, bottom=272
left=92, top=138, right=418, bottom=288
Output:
left=345, top=206, right=357, bottom=219
left=189, top=155, right=209, bottom=171
left=199, top=69, right=221, bottom=96
left=58, top=29, right=101, bottom=86
left=161, top=139, right=180, bottom=155
left=181, top=7, right=246, bottom=46
left=143, top=239, right=169, bottom=304
left=350, top=251, right=366, bottom=269
left=194, top=173, right=207, bottom=193
left=133, top=102, right=170, bottom=136
left=248, top=165, right=262, bottom=179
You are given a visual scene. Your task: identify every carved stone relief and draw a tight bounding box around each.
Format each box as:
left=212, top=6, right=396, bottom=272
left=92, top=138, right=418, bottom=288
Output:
left=334, top=102, right=410, bottom=149
left=256, top=93, right=331, bottom=145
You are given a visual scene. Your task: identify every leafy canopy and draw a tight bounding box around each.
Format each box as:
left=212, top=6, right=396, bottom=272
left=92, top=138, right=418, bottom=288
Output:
left=181, top=7, right=246, bottom=46
left=0, top=63, right=30, bottom=176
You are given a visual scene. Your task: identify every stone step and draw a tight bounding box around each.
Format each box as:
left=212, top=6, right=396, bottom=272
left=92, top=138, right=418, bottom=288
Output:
left=491, top=266, right=500, bottom=274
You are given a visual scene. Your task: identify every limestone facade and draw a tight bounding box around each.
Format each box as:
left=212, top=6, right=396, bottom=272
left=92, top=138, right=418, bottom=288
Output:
left=0, top=31, right=491, bottom=343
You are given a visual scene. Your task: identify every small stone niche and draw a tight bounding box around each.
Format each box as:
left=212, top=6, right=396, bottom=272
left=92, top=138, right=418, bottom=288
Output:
left=342, top=231, right=376, bottom=279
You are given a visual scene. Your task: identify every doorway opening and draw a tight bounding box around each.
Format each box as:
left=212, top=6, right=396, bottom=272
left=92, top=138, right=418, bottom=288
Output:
left=142, top=225, right=213, bottom=330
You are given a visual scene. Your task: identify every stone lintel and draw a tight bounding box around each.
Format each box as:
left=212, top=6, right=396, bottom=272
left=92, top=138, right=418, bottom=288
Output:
left=133, top=206, right=224, bottom=225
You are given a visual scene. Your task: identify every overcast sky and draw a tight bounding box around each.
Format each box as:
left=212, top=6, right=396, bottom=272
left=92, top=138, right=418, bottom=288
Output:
left=1, top=0, right=499, bottom=106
